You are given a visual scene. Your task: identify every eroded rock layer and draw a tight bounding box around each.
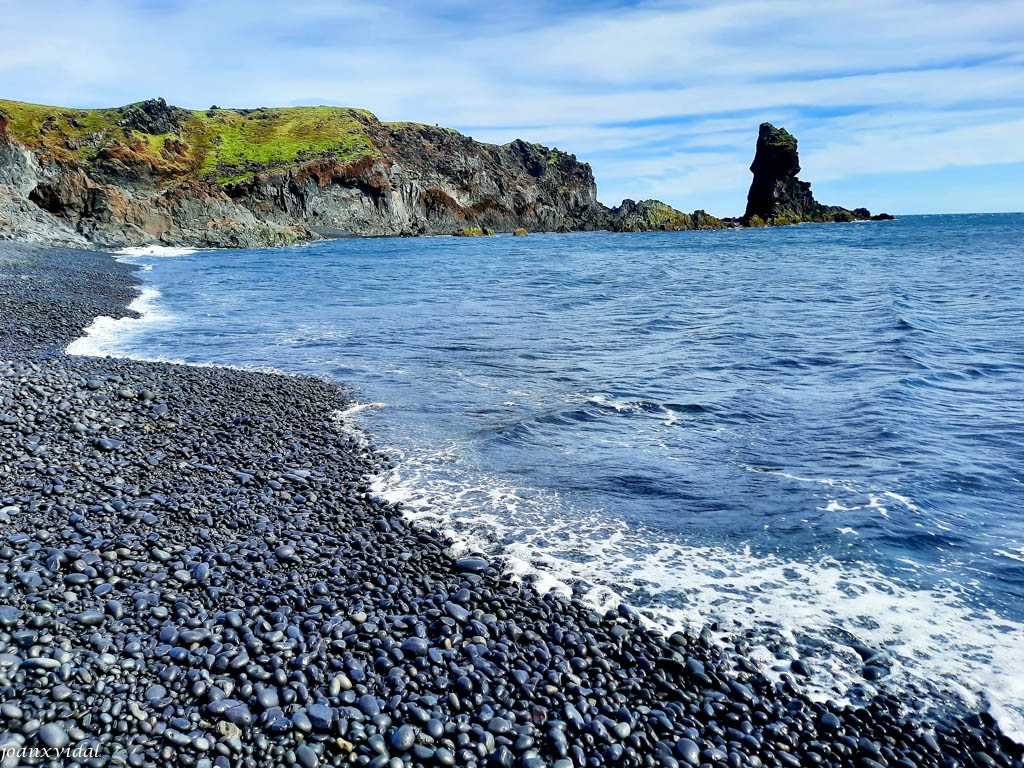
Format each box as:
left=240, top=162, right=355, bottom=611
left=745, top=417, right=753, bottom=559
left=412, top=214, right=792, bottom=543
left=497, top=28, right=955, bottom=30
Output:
left=0, top=99, right=646, bottom=247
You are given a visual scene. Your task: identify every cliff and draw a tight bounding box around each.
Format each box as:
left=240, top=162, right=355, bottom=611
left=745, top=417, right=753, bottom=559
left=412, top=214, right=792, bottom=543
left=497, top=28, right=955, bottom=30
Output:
left=743, top=122, right=891, bottom=226
left=0, top=98, right=725, bottom=248
left=1, top=99, right=892, bottom=249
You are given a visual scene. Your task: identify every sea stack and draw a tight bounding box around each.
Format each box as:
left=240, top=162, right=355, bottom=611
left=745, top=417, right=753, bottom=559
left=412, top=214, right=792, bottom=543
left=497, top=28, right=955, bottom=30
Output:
left=742, top=122, right=890, bottom=225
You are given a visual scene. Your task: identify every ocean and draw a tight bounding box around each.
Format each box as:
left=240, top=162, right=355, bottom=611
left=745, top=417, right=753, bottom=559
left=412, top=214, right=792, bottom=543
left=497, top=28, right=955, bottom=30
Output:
left=69, top=213, right=1024, bottom=739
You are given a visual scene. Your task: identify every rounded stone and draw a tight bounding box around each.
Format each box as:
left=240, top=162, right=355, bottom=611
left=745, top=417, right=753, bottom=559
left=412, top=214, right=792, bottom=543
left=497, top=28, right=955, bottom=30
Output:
left=145, top=684, right=168, bottom=701
left=675, top=738, right=700, bottom=767
left=391, top=725, right=415, bottom=752
left=38, top=723, right=70, bottom=750
left=295, top=744, right=318, bottom=768
left=401, top=637, right=429, bottom=656
left=456, top=557, right=489, bottom=573
left=75, top=610, right=105, bottom=627
left=358, top=694, right=381, bottom=717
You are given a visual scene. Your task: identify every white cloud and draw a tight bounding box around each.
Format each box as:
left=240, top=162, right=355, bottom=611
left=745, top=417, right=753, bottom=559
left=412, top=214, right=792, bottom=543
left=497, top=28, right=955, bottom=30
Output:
left=1, top=0, right=1021, bottom=212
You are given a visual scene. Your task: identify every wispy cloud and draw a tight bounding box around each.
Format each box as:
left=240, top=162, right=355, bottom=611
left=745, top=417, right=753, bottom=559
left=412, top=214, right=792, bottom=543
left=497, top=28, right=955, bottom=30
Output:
left=1, top=0, right=1021, bottom=213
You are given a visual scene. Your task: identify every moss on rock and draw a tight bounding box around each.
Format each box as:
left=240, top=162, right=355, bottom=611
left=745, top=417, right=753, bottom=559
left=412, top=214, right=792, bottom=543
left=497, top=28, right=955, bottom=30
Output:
left=0, top=98, right=379, bottom=184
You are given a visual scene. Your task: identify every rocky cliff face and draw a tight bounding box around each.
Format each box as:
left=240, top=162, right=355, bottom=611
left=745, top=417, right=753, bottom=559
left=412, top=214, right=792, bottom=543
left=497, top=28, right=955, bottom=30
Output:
left=1, top=98, right=658, bottom=248
left=225, top=129, right=610, bottom=238
left=742, top=122, right=888, bottom=225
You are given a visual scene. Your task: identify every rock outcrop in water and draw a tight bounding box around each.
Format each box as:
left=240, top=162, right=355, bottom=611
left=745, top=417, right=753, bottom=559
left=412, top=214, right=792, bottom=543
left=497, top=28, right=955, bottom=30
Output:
left=743, top=122, right=890, bottom=225
left=1, top=98, right=723, bottom=248
left=606, top=199, right=725, bottom=232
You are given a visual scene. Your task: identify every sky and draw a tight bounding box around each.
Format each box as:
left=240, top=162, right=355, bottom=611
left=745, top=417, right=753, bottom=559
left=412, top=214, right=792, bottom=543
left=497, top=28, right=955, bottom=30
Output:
left=1, top=0, right=1022, bottom=215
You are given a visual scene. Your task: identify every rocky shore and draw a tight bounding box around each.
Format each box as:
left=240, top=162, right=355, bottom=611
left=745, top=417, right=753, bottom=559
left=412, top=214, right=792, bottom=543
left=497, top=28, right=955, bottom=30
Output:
left=0, top=244, right=1014, bottom=768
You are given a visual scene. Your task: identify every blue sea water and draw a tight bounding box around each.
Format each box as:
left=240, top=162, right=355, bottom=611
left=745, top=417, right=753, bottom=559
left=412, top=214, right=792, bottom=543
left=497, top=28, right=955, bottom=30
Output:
left=72, top=213, right=1024, bottom=736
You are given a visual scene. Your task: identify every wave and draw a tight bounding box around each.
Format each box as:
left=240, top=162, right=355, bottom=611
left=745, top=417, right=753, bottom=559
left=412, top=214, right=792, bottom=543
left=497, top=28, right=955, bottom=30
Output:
left=66, top=287, right=169, bottom=357
left=65, top=268, right=296, bottom=379
left=66, top=246, right=199, bottom=356
left=365, top=436, right=1024, bottom=744
left=114, top=245, right=200, bottom=259
left=75, top=226, right=1024, bottom=745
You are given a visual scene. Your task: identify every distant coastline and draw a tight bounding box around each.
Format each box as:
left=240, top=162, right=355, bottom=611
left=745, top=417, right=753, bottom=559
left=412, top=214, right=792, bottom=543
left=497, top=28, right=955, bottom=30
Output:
left=1, top=98, right=888, bottom=250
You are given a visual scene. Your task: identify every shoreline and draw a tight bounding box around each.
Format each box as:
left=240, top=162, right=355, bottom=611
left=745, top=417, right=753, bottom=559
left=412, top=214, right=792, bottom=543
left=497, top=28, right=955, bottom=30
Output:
left=0, top=241, right=1020, bottom=767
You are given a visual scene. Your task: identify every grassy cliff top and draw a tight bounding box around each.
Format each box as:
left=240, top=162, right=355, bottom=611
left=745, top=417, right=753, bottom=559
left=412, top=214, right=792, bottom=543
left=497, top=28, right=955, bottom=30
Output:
left=0, top=99, right=388, bottom=183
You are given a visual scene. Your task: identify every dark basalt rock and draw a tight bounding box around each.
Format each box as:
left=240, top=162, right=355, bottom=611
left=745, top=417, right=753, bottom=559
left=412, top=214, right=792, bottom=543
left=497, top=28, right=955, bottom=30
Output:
left=744, top=122, right=805, bottom=222
left=0, top=98, right=618, bottom=246
left=116, top=97, right=188, bottom=136
left=608, top=199, right=726, bottom=232
left=743, top=122, right=878, bottom=226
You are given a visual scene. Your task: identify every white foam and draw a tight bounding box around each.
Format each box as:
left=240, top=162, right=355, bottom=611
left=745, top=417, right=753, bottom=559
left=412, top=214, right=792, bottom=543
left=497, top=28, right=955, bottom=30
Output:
left=66, top=287, right=168, bottom=357
left=884, top=491, right=922, bottom=513
left=867, top=496, right=891, bottom=519
left=66, top=271, right=300, bottom=377
left=587, top=393, right=634, bottom=412
left=995, top=548, right=1024, bottom=565
left=334, top=402, right=387, bottom=420
left=822, top=500, right=859, bottom=512
left=65, top=245, right=206, bottom=356
left=114, top=245, right=199, bottom=258
left=361, top=435, right=1024, bottom=744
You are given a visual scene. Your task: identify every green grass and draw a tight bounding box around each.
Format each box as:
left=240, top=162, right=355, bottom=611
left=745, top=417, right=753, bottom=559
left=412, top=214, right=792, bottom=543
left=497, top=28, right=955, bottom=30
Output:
left=0, top=98, right=127, bottom=163
left=138, top=131, right=173, bottom=156
left=0, top=99, right=382, bottom=183
left=186, top=106, right=379, bottom=183
left=384, top=120, right=459, bottom=135
left=640, top=201, right=694, bottom=230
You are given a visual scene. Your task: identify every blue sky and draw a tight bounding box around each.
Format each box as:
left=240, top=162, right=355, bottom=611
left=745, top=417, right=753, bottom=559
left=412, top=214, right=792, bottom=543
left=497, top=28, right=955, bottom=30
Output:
left=2, top=0, right=1022, bottom=215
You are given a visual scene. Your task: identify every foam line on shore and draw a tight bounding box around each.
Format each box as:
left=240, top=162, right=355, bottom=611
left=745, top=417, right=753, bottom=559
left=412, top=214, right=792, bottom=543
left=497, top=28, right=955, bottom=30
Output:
left=365, top=437, right=1024, bottom=744
left=114, top=245, right=200, bottom=258
left=66, top=287, right=167, bottom=357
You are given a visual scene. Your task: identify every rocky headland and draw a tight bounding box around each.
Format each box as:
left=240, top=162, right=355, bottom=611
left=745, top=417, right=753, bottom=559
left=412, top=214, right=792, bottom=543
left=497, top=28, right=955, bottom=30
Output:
left=0, top=99, right=888, bottom=249
left=0, top=98, right=724, bottom=249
